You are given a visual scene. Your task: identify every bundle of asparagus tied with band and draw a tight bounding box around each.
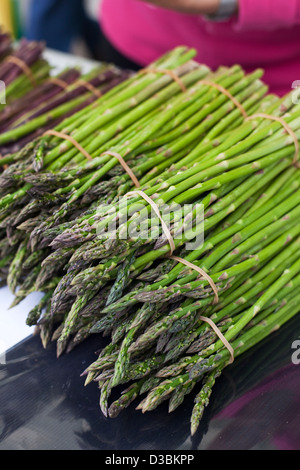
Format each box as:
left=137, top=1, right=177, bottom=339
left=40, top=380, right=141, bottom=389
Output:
left=0, top=39, right=50, bottom=105
left=0, top=64, right=132, bottom=156
left=1, top=46, right=300, bottom=435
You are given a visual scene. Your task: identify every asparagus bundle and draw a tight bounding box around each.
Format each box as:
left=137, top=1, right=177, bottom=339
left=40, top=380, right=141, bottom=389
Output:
left=0, top=64, right=131, bottom=156
left=0, top=39, right=50, bottom=105
left=1, top=46, right=300, bottom=435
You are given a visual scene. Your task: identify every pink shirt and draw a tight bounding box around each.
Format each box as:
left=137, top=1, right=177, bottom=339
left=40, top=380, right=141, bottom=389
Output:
left=100, top=0, right=300, bottom=96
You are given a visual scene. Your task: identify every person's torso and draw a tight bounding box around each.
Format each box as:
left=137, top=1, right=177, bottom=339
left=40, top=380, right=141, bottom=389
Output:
left=100, top=0, right=300, bottom=95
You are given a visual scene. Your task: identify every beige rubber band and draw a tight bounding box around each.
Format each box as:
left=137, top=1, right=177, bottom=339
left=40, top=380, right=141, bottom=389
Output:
left=74, top=79, right=103, bottom=98
left=198, top=80, right=248, bottom=119
left=199, top=315, right=235, bottom=364
left=5, top=56, right=37, bottom=87
left=0, top=157, right=8, bottom=170
left=102, top=151, right=140, bottom=188
left=165, top=256, right=232, bottom=361
left=43, top=130, right=93, bottom=161
left=140, top=68, right=187, bottom=93
left=168, top=255, right=219, bottom=305
left=0, top=152, right=8, bottom=169
left=126, top=190, right=176, bottom=255
left=247, top=113, right=300, bottom=165
left=47, top=77, right=69, bottom=90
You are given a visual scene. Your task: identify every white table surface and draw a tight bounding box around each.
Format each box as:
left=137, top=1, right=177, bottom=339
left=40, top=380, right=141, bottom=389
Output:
left=43, top=48, right=100, bottom=75
left=0, top=49, right=100, bottom=358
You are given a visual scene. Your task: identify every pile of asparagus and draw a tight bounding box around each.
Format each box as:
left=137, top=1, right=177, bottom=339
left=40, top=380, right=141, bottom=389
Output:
left=1, top=46, right=300, bottom=436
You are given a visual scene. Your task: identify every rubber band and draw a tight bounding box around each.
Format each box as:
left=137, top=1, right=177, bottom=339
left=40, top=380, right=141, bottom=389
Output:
left=0, top=156, right=8, bottom=170
left=5, top=56, right=37, bottom=87
left=43, top=130, right=93, bottom=161
left=102, top=151, right=140, bottom=188
left=47, top=77, right=69, bottom=90
left=0, top=154, right=8, bottom=170
left=198, top=80, right=248, bottom=118
left=126, top=190, right=176, bottom=255
left=199, top=315, right=235, bottom=364
left=0, top=152, right=8, bottom=169
left=246, top=113, right=299, bottom=165
left=168, top=255, right=219, bottom=305
left=139, top=68, right=187, bottom=93
left=73, top=79, right=103, bottom=98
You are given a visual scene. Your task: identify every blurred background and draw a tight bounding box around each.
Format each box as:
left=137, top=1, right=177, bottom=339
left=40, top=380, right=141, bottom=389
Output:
left=0, top=0, right=102, bottom=59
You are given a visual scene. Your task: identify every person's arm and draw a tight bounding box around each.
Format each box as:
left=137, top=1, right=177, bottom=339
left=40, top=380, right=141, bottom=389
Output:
left=140, top=0, right=300, bottom=30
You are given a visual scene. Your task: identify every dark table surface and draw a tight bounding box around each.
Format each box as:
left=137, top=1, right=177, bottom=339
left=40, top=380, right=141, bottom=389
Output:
left=0, top=313, right=300, bottom=451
